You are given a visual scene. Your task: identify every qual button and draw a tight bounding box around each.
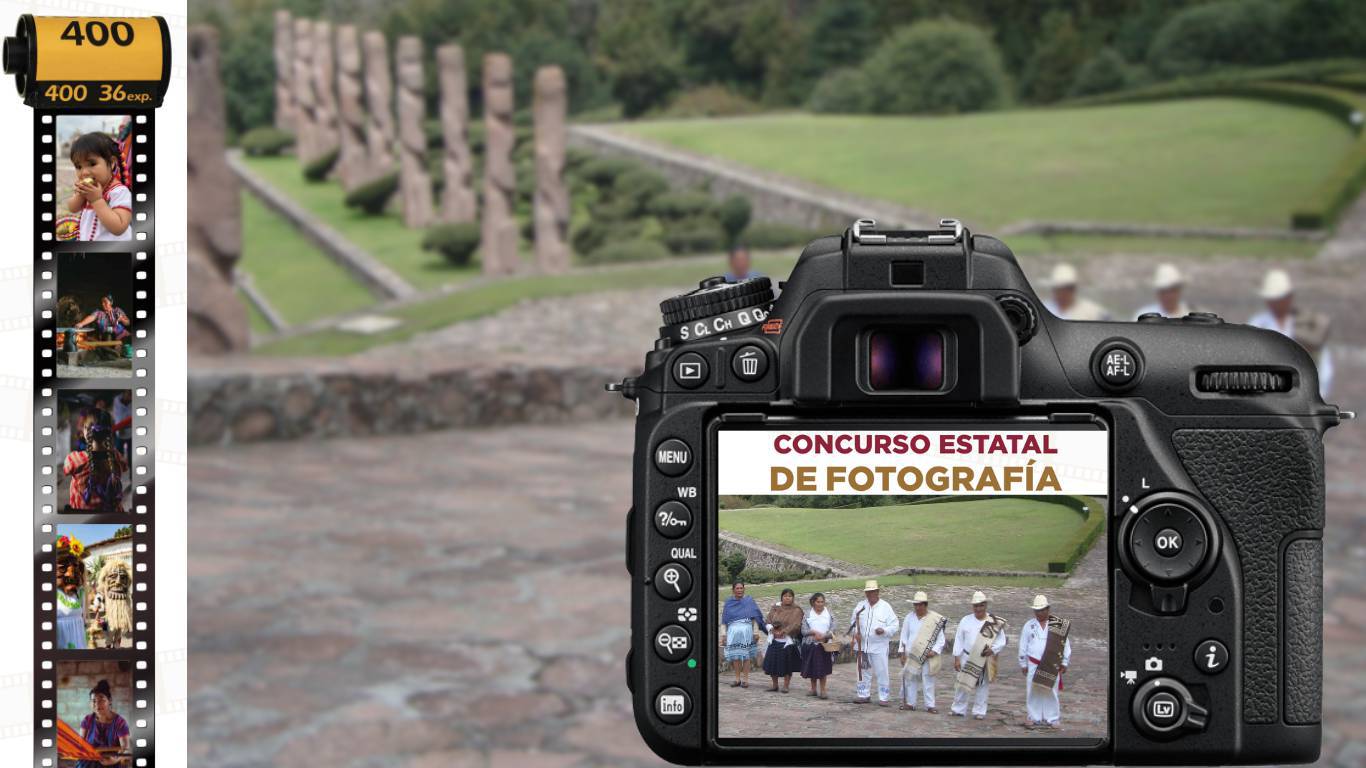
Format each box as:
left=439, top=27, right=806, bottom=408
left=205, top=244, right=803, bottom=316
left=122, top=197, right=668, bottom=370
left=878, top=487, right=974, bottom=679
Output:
left=653, top=562, right=692, bottom=600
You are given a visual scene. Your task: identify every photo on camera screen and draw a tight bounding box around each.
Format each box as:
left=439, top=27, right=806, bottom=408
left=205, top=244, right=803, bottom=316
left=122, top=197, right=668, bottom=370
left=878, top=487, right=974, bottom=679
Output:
left=714, top=426, right=1109, bottom=743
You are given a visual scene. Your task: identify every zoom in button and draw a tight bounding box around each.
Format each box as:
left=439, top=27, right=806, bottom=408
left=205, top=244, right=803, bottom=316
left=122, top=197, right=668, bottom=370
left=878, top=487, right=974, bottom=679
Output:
left=653, top=562, right=692, bottom=600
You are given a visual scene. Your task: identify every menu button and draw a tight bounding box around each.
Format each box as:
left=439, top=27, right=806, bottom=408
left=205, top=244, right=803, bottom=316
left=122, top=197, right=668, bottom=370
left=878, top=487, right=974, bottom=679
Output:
left=654, top=439, right=692, bottom=477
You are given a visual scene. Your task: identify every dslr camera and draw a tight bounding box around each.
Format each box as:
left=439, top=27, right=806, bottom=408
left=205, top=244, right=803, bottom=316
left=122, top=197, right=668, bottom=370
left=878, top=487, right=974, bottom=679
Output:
left=615, top=219, right=1343, bottom=764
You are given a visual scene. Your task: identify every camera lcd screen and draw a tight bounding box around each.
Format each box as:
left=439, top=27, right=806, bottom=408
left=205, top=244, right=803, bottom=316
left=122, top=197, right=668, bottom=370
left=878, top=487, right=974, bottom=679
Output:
left=868, top=327, right=945, bottom=391
left=714, top=425, right=1109, bottom=745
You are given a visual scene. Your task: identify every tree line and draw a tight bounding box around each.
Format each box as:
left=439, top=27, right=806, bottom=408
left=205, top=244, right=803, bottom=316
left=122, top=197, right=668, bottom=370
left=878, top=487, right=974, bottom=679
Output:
left=195, top=0, right=1366, bottom=138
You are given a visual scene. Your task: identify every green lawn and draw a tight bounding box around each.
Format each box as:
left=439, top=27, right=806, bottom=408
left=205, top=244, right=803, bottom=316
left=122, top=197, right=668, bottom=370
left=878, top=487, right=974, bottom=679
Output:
left=240, top=155, right=483, bottom=289
left=239, top=192, right=376, bottom=326
left=1005, top=233, right=1319, bottom=261
left=719, top=498, right=1094, bottom=573
left=730, top=573, right=1063, bottom=605
left=253, top=251, right=798, bottom=357
left=616, top=99, right=1355, bottom=229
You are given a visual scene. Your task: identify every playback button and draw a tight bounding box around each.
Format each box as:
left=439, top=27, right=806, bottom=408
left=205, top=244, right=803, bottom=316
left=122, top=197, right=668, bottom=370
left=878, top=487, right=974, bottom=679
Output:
left=672, top=352, right=708, bottom=388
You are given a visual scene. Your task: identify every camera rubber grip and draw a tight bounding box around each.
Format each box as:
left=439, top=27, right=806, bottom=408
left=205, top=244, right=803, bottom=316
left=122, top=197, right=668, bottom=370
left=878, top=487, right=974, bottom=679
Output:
left=1283, top=538, right=1322, bottom=725
left=1172, top=428, right=1324, bottom=725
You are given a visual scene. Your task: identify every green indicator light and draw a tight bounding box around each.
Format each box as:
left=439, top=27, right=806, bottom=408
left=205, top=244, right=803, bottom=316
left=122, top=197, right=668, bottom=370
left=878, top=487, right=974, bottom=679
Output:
left=687, top=659, right=697, bottom=669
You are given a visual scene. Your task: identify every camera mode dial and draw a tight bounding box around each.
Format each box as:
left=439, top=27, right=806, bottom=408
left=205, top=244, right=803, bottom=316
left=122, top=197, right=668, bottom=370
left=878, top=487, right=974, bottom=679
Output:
left=659, top=277, right=774, bottom=344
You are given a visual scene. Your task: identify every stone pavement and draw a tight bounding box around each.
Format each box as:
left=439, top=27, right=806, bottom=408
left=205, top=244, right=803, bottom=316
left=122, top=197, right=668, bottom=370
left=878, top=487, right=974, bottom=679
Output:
left=190, top=410, right=1366, bottom=767
left=718, top=542, right=1109, bottom=740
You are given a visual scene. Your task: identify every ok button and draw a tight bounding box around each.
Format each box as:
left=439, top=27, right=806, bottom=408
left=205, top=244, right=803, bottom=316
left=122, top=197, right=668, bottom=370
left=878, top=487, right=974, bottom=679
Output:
left=1154, top=528, right=1184, bottom=557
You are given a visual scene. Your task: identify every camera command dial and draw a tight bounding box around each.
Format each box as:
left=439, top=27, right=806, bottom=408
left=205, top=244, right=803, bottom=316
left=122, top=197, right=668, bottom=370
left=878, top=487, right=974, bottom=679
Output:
left=659, top=276, right=773, bottom=343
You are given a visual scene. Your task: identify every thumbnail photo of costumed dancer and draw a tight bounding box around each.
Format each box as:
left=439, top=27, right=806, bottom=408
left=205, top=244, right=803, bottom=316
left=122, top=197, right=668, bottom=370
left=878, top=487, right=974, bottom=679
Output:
left=54, top=528, right=135, bottom=650
left=54, top=115, right=134, bottom=243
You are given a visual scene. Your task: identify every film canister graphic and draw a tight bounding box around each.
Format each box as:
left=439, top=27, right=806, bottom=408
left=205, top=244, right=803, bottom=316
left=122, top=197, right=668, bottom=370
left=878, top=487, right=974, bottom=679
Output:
left=6, top=14, right=170, bottom=767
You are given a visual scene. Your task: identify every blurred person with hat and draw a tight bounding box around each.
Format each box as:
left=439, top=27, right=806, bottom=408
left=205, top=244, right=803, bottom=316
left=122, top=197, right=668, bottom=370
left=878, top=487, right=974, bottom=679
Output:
left=898, top=590, right=948, bottom=713
left=848, top=579, right=900, bottom=705
left=1249, top=269, right=1334, bottom=397
left=952, top=591, right=1009, bottom=720
left=1018, top=594, right=1072, bottom=728
left=1042, top=263, right=1111, bottom=321
left=1134, top=263, right=1197, bottom=319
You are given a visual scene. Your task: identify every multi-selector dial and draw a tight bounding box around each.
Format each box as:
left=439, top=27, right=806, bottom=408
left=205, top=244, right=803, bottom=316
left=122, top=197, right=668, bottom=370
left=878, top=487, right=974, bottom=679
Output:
left=659, top=276, right=773, bottom=344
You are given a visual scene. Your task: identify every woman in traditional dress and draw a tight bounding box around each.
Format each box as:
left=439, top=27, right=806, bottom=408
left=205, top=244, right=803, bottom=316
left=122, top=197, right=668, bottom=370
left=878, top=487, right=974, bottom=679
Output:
left=800, top=592, right=836, bottom=699
left=77, top=679, right=130, bottom=767
left=720, top=582, right=765, bottom=688
left=763, top=588, right=805, bottom=692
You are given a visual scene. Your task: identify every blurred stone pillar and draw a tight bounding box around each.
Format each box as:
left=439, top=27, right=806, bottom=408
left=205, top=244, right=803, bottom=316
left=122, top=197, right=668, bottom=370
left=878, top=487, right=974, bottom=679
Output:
left=310, top=20, right=340, bottom=162
left=273, top=10, right=295, bottom=132
left=334, top=25, right=367, bottom=191
left=395, top=36, right=433, bottom=228
left=361, top=30, right=397, bottom=184
left=291, top=17, right=318, bottom=163
left=187, top=26, right=249, bottom=354
left=481, top=53, right=518, bottom=275
left=533, top=66, right=570, bottom=273
left=437, top=43, right=476, bottom=223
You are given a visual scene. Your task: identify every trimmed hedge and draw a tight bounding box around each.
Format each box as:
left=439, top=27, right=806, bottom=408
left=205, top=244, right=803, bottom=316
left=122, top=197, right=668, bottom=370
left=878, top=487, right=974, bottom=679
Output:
left=240, top=126, right=294, bottom=157
left=302, top=148, right=339, bottom=182
left=808, top=67, right=876, bottom=114
left=1047, top=496, right=1107, bottom=573
left=582, top=238, right=671, bottom=265
left=718, top=195, right=752, bottom=246
left=421, top=222, right=481, bottom=267
left=860, top=18, right=1011, bottom=114
left=343, top=172, right=399, bottom=216
left=1069, top=71, right=1366, bottom=229
left=1146, top=0, right=1286, bottom=78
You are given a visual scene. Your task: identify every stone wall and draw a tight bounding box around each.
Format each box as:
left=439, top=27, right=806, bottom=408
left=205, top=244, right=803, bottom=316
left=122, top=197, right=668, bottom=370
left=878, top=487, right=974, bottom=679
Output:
left=56, top=660, right=134, bottom=732
left=568, top=124, right=933, bottom=231
left=189, top=358, right=634, bottom=445
left=719, top=531, right=857, bottom=577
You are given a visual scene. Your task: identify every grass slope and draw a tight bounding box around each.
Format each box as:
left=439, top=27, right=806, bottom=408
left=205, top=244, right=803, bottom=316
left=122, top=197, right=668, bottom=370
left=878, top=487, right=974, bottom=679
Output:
left=719, top=498, right=1091, bottom=573
left=617, top=99, right=1353, bottom=229
left=239, top=192, right=375, bottom=325
left=241, top=155, right=482, bottom=289
left=254, top=251, right=798, bottom=357
left=731, top=573, right=1062, bottom=604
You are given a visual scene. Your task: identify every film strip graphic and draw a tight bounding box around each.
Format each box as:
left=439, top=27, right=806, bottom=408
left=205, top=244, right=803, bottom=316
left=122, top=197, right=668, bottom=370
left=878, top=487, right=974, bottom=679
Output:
left=6, top=14, right=170, bottom=768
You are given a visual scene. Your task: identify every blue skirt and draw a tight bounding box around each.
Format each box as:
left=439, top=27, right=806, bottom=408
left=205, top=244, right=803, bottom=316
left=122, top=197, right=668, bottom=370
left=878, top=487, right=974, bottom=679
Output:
left=57, top=613, right=86, bottom=650
left=724, top=620, right=758, bottom=662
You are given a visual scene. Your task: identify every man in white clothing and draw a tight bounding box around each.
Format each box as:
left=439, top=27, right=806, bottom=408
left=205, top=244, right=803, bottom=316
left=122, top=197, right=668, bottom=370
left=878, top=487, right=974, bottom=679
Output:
left=952, top=591, right=1008, bottom=720
left=898, top=591, right=947, bottom=712
left=1248, top=269, right=1334, bottom=397
left=1134, top=263, right=1196, bottom=319
left=1042, top=263, right=1111, bottom=321
left=1018, top=594, right=1072, bottom=728
left=849, top=580, right=900, bottom=706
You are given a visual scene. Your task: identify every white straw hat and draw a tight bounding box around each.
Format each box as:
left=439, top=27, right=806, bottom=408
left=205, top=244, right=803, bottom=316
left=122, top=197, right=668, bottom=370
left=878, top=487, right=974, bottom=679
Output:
left=971, top=591, right=988, bottom=605
left=1152, top=263, right=1185, bottom=290
left=1260, top=269, right=1293, bottom=300
left=1030, top=594, right=1050, bottom=610
left=863, top=579, right=880, bottom=592
left=912, top=591, right=929, bottom=604
left=1048, top=263, right=1079, bottom=288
